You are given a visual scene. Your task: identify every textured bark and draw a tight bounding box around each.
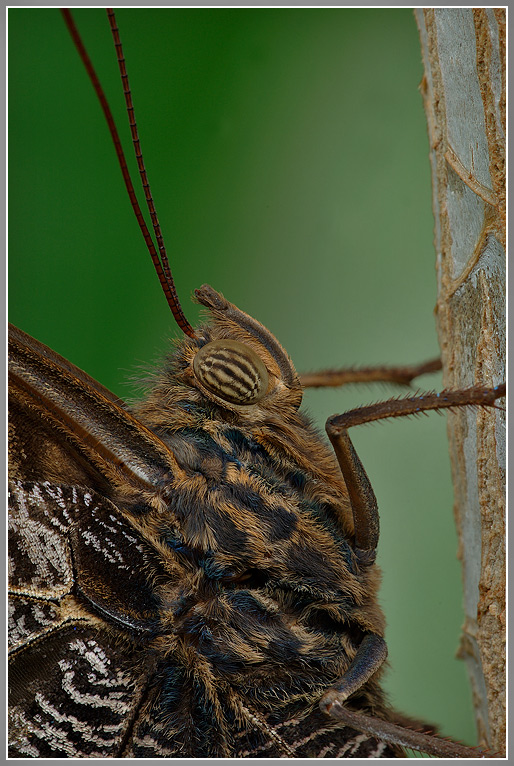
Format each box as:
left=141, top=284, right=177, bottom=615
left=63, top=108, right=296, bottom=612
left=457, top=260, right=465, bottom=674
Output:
left=415, top=9, right=505, bottom=755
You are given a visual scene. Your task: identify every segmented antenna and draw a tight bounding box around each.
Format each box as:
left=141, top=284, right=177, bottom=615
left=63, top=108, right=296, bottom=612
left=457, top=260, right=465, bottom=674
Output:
left=61, top=8, right=196, bottom=339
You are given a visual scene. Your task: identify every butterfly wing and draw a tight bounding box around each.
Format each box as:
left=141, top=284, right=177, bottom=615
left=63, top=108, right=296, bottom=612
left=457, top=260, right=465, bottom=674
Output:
left=8, top=325, right=180, bottom=756
left=8, top=479, right=165, bottom=757
left=9, top=323, right=183, bottom=491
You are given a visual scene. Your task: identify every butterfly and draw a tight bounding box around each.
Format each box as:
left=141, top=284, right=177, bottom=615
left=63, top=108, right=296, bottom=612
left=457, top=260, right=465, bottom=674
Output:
left=9, top=7, right=504, bottom=760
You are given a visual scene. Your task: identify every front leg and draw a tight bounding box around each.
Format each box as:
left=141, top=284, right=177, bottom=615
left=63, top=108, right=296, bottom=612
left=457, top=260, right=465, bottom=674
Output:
left=326, top=383, right=505, bottom=565
left=300, top=357, right=442, bottom=388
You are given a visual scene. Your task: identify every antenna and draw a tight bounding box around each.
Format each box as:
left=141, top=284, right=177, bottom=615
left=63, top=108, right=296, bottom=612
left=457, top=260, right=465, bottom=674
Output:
left=61, top=8, right=196, bottom=339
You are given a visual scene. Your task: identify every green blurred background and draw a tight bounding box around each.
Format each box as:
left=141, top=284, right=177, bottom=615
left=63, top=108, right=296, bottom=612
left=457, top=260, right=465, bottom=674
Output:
left=9, top=8, right=475, bottom=750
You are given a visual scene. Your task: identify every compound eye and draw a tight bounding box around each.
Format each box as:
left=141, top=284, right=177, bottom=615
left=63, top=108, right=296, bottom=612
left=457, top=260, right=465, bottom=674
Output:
left=193, top=339, right=269, bottom=405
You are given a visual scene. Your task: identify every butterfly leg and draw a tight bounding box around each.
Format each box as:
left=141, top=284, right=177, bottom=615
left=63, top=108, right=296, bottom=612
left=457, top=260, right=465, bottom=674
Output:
left=299, top=357, right=441, bottom=388
left=321, top=704, right=494, bottom=758
left=320, top=633, right=387, bottom=709
left=326, top=382, right=505, bottom=566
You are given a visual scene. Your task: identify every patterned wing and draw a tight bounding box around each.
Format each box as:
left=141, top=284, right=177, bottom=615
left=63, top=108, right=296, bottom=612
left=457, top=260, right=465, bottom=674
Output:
left=8, top=481, right=160, bottom=758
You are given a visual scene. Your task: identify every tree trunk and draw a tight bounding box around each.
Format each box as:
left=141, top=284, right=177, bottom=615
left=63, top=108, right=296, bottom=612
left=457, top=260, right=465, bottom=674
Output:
left=415, top=8, right=505, bottom=755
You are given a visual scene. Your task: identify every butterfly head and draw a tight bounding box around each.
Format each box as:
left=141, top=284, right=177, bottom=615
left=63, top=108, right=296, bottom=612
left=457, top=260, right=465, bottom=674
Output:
left=177, top=285, right=303, bottom=417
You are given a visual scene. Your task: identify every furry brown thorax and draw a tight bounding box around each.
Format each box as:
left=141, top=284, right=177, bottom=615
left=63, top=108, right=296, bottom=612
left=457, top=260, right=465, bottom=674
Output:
left=122, top=285, right=389, bottom=752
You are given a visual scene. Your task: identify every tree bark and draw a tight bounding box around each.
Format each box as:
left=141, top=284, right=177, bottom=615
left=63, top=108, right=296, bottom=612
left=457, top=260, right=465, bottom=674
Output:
left=415, top=8, right=505, bottom=755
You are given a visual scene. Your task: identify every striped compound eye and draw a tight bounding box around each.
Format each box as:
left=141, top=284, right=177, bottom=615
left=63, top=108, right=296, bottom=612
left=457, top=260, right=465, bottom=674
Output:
left=193, top=340, right=269, bottom=405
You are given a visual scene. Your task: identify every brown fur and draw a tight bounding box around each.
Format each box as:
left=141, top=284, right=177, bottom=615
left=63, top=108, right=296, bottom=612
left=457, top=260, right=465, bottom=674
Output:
left=9, top=291, right=395, bottom=757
